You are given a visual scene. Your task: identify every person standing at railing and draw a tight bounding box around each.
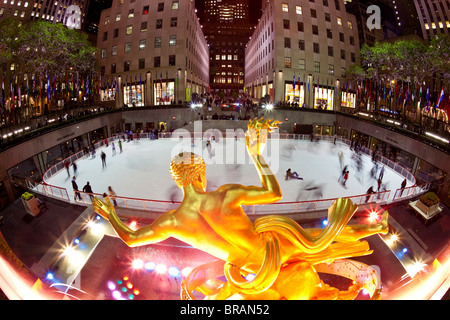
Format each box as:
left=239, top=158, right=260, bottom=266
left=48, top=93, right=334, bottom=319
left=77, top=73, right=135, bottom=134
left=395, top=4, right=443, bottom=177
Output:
left=72, top=176, right=82, bottom=201
left=108, top=186, right=117, bottom=206
left=400, top=179, right=407, bottom=196
left=83, top=181, right=94, bottom=201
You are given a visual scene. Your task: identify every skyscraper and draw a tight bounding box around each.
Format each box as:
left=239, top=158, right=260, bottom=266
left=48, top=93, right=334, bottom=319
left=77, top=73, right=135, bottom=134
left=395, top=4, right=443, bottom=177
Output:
left=0, top=0, right=89, bottom=30
left=413, top=0, right=450, bottom=40
left=201, top=0, right=255, bottom=95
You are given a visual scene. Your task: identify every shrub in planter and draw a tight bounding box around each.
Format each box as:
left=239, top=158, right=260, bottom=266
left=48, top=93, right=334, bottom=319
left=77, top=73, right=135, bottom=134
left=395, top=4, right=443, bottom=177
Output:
left=21, top=192, right=34, bottom=201
left=419, top=192, right=440, bottom=207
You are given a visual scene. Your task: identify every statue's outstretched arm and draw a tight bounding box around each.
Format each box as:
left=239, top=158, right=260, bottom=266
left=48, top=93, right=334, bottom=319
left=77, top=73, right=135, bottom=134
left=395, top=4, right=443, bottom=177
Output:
left=235, top=118, right=282, bottom=205
left=93, top=196, right=173, bottom=247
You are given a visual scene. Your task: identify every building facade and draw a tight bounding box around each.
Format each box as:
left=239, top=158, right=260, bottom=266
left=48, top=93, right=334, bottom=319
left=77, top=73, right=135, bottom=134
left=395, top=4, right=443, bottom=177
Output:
left=97, top=0, right=209, bottom=107
left=202, top=0, right=254, bottom=95
left=0, top=0, right=89, bottom=28
left=413, top=0, right=450, bottom=41
left=245, top=0, right=360, bottom=110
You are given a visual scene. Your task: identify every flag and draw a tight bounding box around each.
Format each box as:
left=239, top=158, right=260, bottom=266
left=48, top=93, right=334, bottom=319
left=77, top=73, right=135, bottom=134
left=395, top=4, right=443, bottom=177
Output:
left=86, top=74, right=89, bottom=95
left=47, top=76, right=50, bottom=102
left=437, top=87, right=445, bottom=108
left=18, top=75, right=21, bottom=107
left=292, top=72, right=295, bottom=90
left=10, top=80, right=14, bottom=111
left=426, top=87, right=430, bottom=110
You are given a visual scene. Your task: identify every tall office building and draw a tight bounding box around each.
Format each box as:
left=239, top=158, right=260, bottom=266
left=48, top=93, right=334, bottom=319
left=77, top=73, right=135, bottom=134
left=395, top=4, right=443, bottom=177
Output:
left=201, top=0, right=254, bottom=95
left=413, top=0, right=450, bottom=40
left=97, top=0, right=209, bottom=107
left=245, top=0, right=360, bottom=110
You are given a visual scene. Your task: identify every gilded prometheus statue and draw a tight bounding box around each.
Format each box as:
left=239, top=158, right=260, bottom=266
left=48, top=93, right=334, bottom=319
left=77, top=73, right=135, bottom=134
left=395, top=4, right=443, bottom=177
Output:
left=93, top=118, right=389, bottom=300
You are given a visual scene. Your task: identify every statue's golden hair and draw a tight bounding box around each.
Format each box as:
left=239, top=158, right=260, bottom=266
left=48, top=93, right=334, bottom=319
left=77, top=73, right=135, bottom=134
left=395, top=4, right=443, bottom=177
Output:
left=170, top=152, right=206, bottom=187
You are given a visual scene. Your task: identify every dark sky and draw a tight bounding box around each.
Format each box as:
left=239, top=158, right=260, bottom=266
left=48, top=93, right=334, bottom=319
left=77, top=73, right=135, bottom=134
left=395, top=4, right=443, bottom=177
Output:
left=195, top=0, right=262, bottom=25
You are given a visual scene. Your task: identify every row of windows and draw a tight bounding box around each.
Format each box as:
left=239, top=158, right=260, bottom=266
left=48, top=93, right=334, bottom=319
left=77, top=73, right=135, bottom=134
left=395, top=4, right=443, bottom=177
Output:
left=102, top=55, right=177, bottom=74
left=102, top=17, right=178, bottom=40
left=0, top=7, right=25, bottom=17
left=104, top=1, right=179, bottom=25
left=281, top=5, right=352, bottom=29
left=284, top=38, right=356, bottom=61
left=2, top=0, right=28, bottom=6
left=282, top=58, right=345, bottom=77
left=281, top=0, right=342, bottom=12
left=283, top=19, right=353, bottom=33
left=101, top=35, right=177, bottom=57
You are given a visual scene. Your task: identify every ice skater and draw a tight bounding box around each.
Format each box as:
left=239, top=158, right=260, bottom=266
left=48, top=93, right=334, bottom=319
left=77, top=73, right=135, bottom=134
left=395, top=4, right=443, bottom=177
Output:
left=339, top=165, right=348, bottom=183
left=101, top=151, right=107, bottom=168
left=378, top=166, right=385, bottom=181
left=342, top=170, right=349, bottom=187
left=64, top=161, right=70, bottom=178
left=285, top=168, right=303, bottom=180
left=118, top=140, right=123, bottom=153
left=112, top=142, right=116, bottom=156
left=72, top=162, right=78, bottom=176
left=206, top=140, right=212, bottom=159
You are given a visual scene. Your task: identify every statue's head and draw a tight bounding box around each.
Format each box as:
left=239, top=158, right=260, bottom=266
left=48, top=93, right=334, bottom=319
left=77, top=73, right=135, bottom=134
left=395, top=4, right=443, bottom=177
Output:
left=170, top=152, right=206, bottom=189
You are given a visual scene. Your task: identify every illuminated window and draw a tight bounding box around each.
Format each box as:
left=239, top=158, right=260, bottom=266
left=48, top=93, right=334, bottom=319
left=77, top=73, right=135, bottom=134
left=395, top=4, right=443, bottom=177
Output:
left=296, top=5, right=302, bottom=15
left=347, top=21, right=353, bottom=29
left=337, top=17, right=342, bottom=25
left=284, top=57, right=291, bottom=68
left=139, top=39, right=146, bottom=50
left=126, top=25, right=132, bottom=35
left=282, top=3, right=288, bottom=12
left=169, top=35, right=176, bottom=46
left=172, top=1, right=178, bottom=9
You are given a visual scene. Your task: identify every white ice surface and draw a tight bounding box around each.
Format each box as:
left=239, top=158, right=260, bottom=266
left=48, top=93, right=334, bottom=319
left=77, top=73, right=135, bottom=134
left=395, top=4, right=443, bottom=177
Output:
left=46, top=137, right=410, bottom=204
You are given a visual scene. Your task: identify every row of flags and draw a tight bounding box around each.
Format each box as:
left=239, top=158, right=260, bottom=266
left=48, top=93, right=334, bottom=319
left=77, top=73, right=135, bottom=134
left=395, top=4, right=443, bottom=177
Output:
left=0, top=73, right=100, bottom=112
left=290, top=72, right=449, bottom=111
left=2, top=70, right=447, bottom=114
left=355, top=78, right=450, bottom=111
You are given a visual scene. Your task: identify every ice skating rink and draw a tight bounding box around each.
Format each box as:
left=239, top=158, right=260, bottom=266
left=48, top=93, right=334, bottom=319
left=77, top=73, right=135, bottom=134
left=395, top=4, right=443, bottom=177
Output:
left=45, top=136, right=411, bottom=205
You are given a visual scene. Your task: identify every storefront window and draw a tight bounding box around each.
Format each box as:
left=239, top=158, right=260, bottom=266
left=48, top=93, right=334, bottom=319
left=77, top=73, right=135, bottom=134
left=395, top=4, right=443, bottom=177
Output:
left=285, top=83, right=305, bottom=106
left=154, top=81, right=174, bottom=105
left=101, top=88, right=116, bottom=101
left=124, top=84, right=144, bottom=107
left=314, top=86, right=334, bottom=110
left=341, top=91, right=356, bottom=108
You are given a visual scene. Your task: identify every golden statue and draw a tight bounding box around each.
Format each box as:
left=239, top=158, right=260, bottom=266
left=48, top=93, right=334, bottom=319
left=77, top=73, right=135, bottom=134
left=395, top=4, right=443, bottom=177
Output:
left=93, top=118, right=389, bottom=300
